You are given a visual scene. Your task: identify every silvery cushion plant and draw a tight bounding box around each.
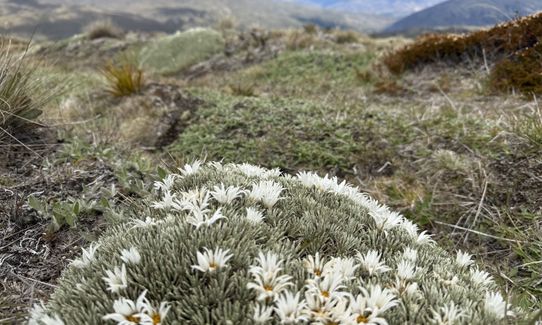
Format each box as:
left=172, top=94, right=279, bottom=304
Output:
left=29, top=162, right=517, bottom=324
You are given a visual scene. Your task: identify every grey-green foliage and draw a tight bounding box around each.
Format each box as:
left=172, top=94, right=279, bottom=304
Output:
left=139, top=28, right=224, bottom=76
left=32, top=162, right=518, bottom=324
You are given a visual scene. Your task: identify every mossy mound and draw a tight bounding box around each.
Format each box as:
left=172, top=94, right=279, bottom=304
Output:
left=140, top=28, right=225, bottom=76
left=30, top=162, right=518, bottom=324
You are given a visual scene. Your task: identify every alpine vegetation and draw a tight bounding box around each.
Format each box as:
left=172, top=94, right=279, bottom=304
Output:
left=29, top=162, right=518, bottom=324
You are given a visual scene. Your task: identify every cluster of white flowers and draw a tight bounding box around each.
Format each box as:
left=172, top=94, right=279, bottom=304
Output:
left=100, top=247, right=171, bottom=324
left=296, top=171, right=436, bottom=245
left=237, top=163, right=282, bottom=179
left=243, top=251, right=401, bottom=324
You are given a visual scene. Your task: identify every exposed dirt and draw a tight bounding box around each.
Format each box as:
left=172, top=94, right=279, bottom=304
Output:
left=0, top=131, right=113, bottom=322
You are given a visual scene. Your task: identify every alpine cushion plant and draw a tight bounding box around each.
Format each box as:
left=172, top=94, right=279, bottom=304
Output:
left=29, top=162, right=519, bottom=324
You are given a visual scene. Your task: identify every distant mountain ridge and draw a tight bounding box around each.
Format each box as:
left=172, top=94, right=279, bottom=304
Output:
left=292, top=0, right=446, bottom=17
left=0, top=0, right=387, bottom=40
left=385, top=0, right=542, bottom=33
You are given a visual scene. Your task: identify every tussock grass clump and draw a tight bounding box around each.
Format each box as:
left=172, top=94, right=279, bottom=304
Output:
left=0, top=41, right=54, bottom=144
left=383, top=13, right=542, bottom=75
left=84, top=19, right=123, bottom=40
left=30, top=162, right=519, bottom=324
left=101, top=59, right=144, bottom=97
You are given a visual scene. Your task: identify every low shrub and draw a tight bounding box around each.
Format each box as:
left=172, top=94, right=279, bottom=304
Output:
left=30, top=162, right=519, bottom=324
left=84, top=19, right=123, bottom=40
left=383, top=13, right=542, bottom=74
left=489, top=42, right=542, bottom=95
left=334, top=30, right=359, bottom=44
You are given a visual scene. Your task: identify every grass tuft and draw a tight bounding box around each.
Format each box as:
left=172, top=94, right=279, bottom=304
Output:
left=100, top=58, right=144, bottom=97
left=0, top=40, right=55, bottom=145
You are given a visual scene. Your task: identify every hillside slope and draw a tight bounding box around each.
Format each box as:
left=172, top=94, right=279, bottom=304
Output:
left=385, top=0, right=542, bottom=32
left=0, top=0, right=387, bottom=39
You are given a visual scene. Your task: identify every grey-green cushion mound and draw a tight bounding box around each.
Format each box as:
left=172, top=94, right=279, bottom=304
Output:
left=29, top=162, right=518, bottom=325
left=139, top=28, right=224, bottom=76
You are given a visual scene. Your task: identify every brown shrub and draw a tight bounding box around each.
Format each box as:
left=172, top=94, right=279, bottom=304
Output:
left=383, top=13, right=542, bottom=74
left=84, top=19, right=123, bottom=40
left=489, top=43, right=542, bottom=95
left=334, top=30, right=359, bottom=44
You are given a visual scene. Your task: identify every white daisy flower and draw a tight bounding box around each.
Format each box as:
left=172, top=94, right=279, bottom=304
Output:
left=357, top=250, right=391, bottom=276
left=38, top=314, right=65, bottom=325
left=102, top=291, right=150, bottom=324
left=361, top=284, right=398, bottom=314
left=304, top=291, right=337, bottom=323
left=153, top=174, right=177, bottom=192
left=178, top=160, right=203, bottom=176
left=237, top=163, right=281, bottom=178
left=130, top=217, right=159, bottom=229
left=303, top=252, right=330, bottom=278
left=187, top=208, right=227, bottom=229
left=328, top=257, right=360, bottom=281
left=142, top=301, right=171, bottom=325
left=247, top=271, right=293, bottom=302
left=70, top=243, right=100, bottom=269
left=245, top=207, right=265, bottom=224
left=349, top=294, right=389, bottom=325
left=274, top=291, right=308, bottom=324
left=400, top=219, right=419, bottom=238
left=416, top=231, right=434, bottom=244
left=29, top=301, right=46, bottom=321
left=191, top=247, right=233, bottom=273
left=151, top=190, right=177, bottom=210
left=326, top=297, right=352, bottom=325
left=103, top=264, right=128, bottom=294
left=209, top=184, right=245, bottom=204
left=247, top=252, right=292, bottom=301
left=455, top=251, right=474, bottom=268
left=249, top=180, right=284, bottom=209
left=484, top=291, right=514, bottom=319
left=469, top=268, right=494, bottom=287
left=252, top=304, right=273, bottom=323
left=305, top=272, right=347, bottom=302
left=120, top=247, right=141, bottom=265
left=402, top=247, right=418, bottom=262
left=370, top=208, right=403, bottom=231
left=430, top=301, right=468, bottom=324
left=249, top=251, right=284, bottom=276
left=396, top=259, right=416, bottom=281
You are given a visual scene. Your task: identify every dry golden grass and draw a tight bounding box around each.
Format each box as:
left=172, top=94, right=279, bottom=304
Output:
left=101, top=61, right=144, bottom=97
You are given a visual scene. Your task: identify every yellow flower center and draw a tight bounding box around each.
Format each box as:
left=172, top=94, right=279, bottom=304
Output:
left=126, top=314, right=140, bottom=322
left=321, top=290, right=330, bottom=298
left=356, top=315, right=369, bottom=323
left=209, top=262, right=217, bottom=271
left=263, top=284, right=273, bottom=292
left=152, top=313, right=161, bottom=325
left=314, top=269, right=322, bottom=276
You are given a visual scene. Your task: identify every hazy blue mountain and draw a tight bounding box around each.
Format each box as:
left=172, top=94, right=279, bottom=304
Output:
left=292, top=0, right=446, bottom=17
left=385, top=0, right=542, bottom=32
